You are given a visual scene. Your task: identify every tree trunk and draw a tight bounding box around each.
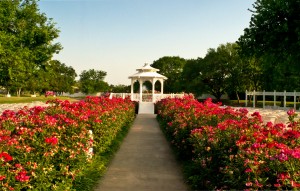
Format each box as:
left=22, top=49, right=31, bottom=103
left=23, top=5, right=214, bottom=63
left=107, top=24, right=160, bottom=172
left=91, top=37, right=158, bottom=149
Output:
left=215, top=92, right=222, bottom=102
left=280, top=97, right=284, bottom=107
left=236, top=91, right=240, bottom=104
left=17, top=88, right=21, bottom=97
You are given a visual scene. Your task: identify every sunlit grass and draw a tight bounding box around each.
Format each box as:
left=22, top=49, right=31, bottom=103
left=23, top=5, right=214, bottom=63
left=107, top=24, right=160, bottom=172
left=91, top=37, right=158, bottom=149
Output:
left=0, top=95, right=80, bottom=104
left=223, top=100, right=300, bottom=109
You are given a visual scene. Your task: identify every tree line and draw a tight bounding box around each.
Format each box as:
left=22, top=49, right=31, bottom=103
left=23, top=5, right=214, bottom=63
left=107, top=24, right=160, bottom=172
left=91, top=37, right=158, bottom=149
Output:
left=1, top=0, right=299, bottom=98
left=110, top=0, right=300, bottom=99
left=115, top=0, right=300, bottom=101
left=0, top=0, right=112, bottom=96
left=149, top=0, right=300, bottom=101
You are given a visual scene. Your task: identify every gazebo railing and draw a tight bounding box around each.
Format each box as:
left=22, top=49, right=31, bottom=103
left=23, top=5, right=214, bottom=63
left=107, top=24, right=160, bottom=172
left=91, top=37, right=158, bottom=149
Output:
left=109, top=93, right=184, bottom=102
left=153, top=93, right=184, bottom=102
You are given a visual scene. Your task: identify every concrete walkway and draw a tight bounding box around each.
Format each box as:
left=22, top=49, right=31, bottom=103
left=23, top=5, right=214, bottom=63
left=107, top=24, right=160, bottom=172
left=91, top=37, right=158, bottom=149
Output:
left=95, top=114, right=189, bottom=191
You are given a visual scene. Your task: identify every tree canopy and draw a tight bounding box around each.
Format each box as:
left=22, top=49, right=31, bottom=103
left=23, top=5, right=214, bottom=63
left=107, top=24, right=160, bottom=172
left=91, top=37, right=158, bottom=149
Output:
left=196, top=43, right=243, bottom=101
left=238, top=0, right=300, bottom=91
left=0, top=0, right=79, bottom=96
left=79, top=69, right=109, bottom=94
left=0, top=0, right=60, bottom=89
left=151, top=56, right=186, bottom=93
left=181, top=58, right=204, bottom=96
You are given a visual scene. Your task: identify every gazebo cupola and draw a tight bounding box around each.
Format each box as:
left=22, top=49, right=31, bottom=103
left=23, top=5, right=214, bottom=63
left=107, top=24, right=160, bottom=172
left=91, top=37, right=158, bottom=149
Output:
left=129, top=63, right=167, bottom=102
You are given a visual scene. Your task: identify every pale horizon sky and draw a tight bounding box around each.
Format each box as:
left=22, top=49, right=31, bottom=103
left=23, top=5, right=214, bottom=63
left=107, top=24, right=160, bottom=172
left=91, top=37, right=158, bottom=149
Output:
left=38, top=0, right=255, bottom=85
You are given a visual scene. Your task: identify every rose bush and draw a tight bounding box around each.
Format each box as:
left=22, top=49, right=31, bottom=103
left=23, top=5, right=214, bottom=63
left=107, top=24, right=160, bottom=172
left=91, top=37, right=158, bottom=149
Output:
left=0, top=96, right=135, bottom=190
left=156, top=95, right=300, bottom=190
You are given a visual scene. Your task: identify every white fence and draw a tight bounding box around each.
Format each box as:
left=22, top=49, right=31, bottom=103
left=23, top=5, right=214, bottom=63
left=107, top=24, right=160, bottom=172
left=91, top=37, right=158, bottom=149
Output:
left=109, top=93, right=184, bottom=102
left=245, top=90, right=300, bottom=109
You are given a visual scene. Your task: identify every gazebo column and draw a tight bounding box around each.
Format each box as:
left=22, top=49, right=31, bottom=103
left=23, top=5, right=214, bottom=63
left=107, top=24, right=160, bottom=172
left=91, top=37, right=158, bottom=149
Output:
left=139, top=79, right=143, bottom=102
left=152, top=79, right=155, bottom=103
left=130, top=79, right=134, bottom=101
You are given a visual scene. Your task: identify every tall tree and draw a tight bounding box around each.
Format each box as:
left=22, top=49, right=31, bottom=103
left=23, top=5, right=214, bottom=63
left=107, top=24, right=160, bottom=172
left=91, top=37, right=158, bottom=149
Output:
left=238, top=0, right=300, bottom=91
left=151, top=56, right=186, bottom=93
left=79, top=69, right=109, bottom=94
left=181, top=58, right=205, bottom=96
left=199, top=43, right=242, bottom=101
left=0, top=0, right=61, bottom=95
left=46, top=60, right=77, bottom=94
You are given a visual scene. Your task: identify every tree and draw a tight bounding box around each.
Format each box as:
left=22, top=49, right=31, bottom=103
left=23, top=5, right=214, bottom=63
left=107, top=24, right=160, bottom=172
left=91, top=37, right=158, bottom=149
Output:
left=199, top=43, right=242, bottom=101
left=238, top=0, right=300, bottom=91
left=0, top=0, right=61, bottom=95
left=46, top=60, right=77, bottom=94
left=151, top=56, right=186, bottom=93
left=221, top=43, right=247, bottom=102
left=110, top=84, right=130, bottom=93
left=79, top=69, right=108, bottom=94
left=239, top=56, right=263, bottom=92
left=181, top=58, right=206, bottom=96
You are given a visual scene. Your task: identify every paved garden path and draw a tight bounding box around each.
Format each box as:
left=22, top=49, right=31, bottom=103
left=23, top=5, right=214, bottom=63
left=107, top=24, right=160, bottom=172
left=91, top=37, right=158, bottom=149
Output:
left=95, top=114, right=189, bottom=191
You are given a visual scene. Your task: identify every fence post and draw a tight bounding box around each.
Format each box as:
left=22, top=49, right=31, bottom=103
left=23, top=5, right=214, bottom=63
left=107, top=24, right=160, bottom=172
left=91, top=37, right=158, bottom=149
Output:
left=274, top=90, right=276, bottom=107
left=253, top=90, right=256, bottom=108
left=245, top=90, right=248, bottom=107
left=284, top=90, right=286, bottom=108
left=263, top=90, right=265, bottom=109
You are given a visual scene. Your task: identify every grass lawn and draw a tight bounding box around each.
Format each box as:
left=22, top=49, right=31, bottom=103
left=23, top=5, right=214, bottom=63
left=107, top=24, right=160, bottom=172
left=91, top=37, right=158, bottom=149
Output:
left=0, top=95, right=80, bottom=104
left=223, top=100, right=300, bottom=109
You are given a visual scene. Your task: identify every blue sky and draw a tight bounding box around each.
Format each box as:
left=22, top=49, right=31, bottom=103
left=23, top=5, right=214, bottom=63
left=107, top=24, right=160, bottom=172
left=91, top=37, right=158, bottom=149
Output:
left=38, top=0, right=255, bottom=85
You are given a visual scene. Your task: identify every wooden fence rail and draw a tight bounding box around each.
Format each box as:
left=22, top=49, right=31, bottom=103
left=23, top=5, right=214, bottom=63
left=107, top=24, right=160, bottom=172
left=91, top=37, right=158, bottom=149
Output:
left=245, top=90, right=300, bottom=109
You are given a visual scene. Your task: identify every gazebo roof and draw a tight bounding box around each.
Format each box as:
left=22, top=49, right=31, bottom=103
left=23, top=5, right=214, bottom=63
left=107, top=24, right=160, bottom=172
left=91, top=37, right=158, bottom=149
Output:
left=136, top=63, right=159, bottom=72
left=128, top=63, right=167, bottom=80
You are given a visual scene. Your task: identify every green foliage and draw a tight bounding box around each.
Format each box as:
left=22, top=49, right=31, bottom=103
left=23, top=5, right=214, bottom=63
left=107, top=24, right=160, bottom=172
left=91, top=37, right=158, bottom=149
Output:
left=181, top=58, right=205, bottom=96
left=198, top=43, right=243, bottom=101
left=79, top=69, right=109, bottom=94
left=47, top=60, right=77, bottom=94
left=0, top=0, right=64, bottom=95
left=110, top=84, right=130, bottom=93
left=73, top=124, right=131, bottom=191
left=151, top=56, right=186, bottom=93
left=238, top=0, right=300, bottom=91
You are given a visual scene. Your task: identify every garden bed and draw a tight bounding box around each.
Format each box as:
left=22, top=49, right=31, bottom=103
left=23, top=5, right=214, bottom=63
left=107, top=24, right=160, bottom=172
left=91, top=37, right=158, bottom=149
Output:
left=0, top=96, right=135, bottom=190
left=156, top=95, right=300, bottom=190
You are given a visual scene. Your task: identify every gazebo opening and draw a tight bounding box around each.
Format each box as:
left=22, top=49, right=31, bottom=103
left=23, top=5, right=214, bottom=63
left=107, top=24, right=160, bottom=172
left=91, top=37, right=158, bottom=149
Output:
left=142, top=81, right=152, bottom=93
left=133, top=80, right=140, bottom=93
left=154, top=80, right=162, bottom=93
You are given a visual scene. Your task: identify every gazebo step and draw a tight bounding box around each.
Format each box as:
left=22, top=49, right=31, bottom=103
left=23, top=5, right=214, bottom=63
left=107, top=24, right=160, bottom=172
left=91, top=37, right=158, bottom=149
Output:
left=139, top=102, right=154, bottom=114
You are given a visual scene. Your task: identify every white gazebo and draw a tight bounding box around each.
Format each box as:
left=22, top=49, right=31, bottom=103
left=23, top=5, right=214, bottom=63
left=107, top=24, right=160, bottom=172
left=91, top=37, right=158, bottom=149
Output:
left=129, top=63, right=167, bottom=102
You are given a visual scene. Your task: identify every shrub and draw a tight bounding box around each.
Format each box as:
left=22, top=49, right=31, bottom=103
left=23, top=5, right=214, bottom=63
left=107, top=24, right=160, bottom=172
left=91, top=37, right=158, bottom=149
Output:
left=156, top=96, right=300, bottom=190
left=0, top=96, right=135, bottom=190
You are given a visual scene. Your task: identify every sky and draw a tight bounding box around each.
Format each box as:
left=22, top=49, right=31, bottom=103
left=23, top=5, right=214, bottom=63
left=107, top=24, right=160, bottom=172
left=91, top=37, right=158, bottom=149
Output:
left=38, top=0, right=255, bottom=85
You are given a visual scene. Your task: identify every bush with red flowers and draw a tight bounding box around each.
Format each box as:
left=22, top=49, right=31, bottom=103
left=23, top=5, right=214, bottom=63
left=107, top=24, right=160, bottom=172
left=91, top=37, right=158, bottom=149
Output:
left=156, top=95, right=300, bottom=190
left=0, top=96, right=135, bottom=190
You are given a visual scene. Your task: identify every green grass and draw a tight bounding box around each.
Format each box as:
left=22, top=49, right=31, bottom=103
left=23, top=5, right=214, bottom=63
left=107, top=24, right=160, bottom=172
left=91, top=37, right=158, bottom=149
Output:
left=222, top=100, right=300, bottom=109
left=72, top=120, right=134, bottom=191
left=0, top=96, right=80, bottom=104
